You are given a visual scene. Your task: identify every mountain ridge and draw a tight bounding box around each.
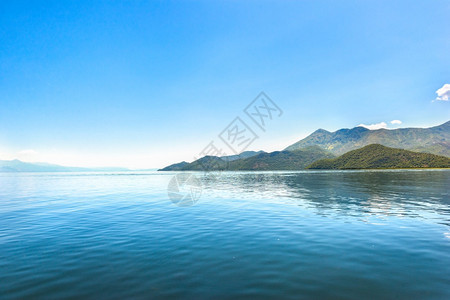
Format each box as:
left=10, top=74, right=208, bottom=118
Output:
left=307, top=144, right=450, bottom=169
left=159, top=146, right=335, bottom=171
left=160, top=120, right=450, bottom=171
left=285, top=121, right=450, bottom=157
left=0, top=159, right=130, bottom=172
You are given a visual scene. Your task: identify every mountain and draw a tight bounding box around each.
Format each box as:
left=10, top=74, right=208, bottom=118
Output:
left=221, top=150, right=264, bottom=162
left=0, top=159, right=129, bottom=172
left=159, top=146, right=335, bottom=171
left=228, top=146, right=335, bottom=170
left=158, top=161, right=189, bottom=171
left=160, top=121, right=450, bottom=171
left=159, top=150, right=264, bottom=171
left=180, top=156, right=229, bottom=171
left=306, top=144, right=450, bottom=169
left=0, top=160, right=86, bottom=172
left=285, top=121, right=450, bottom=157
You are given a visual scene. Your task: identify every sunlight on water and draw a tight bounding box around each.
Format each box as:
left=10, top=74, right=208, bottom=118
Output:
left=0, top=170, right=449, bottom=299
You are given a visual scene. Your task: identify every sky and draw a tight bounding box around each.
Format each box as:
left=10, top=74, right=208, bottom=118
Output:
left=0, top=0, right=449, bottom=168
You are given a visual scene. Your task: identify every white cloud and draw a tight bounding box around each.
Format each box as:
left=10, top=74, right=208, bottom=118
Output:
left=435, top=84, right=450, bottom=101
left=390, top=120, right=402, bottom=125
left=17, top=149, right=39, bottom=162
left=18, top=149, right=38, bottom=156
left=358, top=122, right=388, bottom=130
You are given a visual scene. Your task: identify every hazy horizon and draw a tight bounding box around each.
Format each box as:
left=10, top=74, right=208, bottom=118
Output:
left=1, top=119, right=449, bottom=169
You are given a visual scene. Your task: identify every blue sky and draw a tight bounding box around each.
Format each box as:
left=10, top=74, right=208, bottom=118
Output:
left=0, top=0, right=449, bottom=168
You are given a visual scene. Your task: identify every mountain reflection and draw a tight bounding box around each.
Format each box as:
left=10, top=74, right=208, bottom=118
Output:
left=200, top=170, right=450, bottom=222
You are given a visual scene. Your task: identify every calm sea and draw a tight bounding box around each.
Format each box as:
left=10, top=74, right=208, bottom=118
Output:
left=1, top=170, right=449, bottom=299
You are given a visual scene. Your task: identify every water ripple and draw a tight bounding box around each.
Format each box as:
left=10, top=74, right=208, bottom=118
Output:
left=0, top=170, right=449, bottom=299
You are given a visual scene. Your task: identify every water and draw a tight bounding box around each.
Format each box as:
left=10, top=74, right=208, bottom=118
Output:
left=0, top=170, right=449, bottom=299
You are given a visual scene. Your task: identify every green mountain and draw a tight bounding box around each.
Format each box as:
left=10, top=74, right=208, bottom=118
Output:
left=182, top=156, right=229, bottom=171
left=160, top=121, right=450, bottom=171
left=306, top=144, right=450, bottom=169
left=158, top=161, right=189, bottom=171
left=159, top=146, right=335, bottom=171
left=221, top=150, right=265, bottom=162
left=285, top=120, right=450, bottom=157
left=228, top=146, right=335, bottom=170
left=159, top=150, right=264, bottom=171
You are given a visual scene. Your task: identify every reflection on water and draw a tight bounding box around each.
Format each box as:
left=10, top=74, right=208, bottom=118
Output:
left=0, top=170, right=449, bottom=299
left=202, top=170, right=450, bottom=222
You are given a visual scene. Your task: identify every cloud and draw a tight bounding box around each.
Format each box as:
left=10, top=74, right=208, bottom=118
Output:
left=358, top=122, right=388, bottom=130
left=17, top=149, right=39, bottom=162
left=390, top=120, right=402, bottom=125
left=435, top=84, right=450, bottom=101
left=18, top=149, right=38, bottom=156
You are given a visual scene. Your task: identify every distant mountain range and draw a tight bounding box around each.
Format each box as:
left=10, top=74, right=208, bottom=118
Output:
left=221, top=150, right=265, bottom=162
left=3, top=121, right=450, bottom=172
left=0, top=159, right=129, bottom=172
left=158, top=151, right=265, bottom=171
left=226, top=146, right=334, bottom=170
left=286, top=120, right=450, bottom=157
left=160, top=120, right=450, bottom=171
left=307, top=144, right=450, bottom=169
left=160, top=146, right=334, bottom=171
